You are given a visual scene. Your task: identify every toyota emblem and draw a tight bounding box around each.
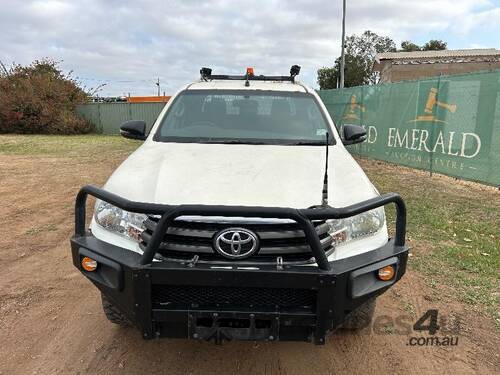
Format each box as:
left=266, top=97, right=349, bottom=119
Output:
left=213, top=228, right=259, bottom=259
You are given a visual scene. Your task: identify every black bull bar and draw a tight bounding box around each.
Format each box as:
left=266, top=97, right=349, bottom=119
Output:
left=75, top=185, right=407, bottom=271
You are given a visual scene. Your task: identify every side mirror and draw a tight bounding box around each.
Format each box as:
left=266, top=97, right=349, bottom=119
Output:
left=342, top=124, right=366, bottom=145
left=120, top=120, right=147, bottom=140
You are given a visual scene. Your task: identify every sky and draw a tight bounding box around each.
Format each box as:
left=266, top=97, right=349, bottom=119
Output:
left=1, top=0, right=499, bottom=96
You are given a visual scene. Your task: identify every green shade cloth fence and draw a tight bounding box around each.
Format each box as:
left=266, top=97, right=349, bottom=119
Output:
left=318, top=70, right=500, bottom=186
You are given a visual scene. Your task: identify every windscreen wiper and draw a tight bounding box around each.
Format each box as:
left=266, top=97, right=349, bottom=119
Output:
left=289, top=141, right=326, bottom=145
left=204, top=139, right=267, bottom=145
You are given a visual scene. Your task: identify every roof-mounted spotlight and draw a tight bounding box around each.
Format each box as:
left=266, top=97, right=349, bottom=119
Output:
left=200, top=67, right=212, bottom=80
left=290, top=65, right=301, bottom=81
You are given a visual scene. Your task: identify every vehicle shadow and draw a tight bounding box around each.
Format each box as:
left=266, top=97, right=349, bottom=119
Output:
left=87, top=324, right=384, bottom=374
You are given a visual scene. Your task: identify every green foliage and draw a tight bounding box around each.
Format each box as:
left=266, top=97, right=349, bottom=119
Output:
left=317, top=30, right=396, bottom=89
left=347, top=30, right=397, bottom=61
left=0, top=59, right=93, bottom=134
left=400, top=41, right=421, bottom=52
left=317, top=66, right=338, bottom=90
left=318, top=56, right=366, bottom=89
left=399, top=39, right=447, bottom=52
left=423, top=39, right=447, bottom=51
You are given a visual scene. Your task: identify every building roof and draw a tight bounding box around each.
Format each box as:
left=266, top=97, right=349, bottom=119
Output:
left=375, top=48, right=500, bottom=62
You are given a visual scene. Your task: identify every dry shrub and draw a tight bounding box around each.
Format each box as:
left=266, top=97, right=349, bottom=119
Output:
left=0, top=59, right=94, bottom=134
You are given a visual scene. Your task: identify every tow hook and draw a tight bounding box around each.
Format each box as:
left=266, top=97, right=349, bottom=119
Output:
left=187, top=254, right=199, bottom=267
left=276, top=256, right=284, bottom=270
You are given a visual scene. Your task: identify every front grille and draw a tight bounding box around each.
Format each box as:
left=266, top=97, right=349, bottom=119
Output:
left=140, top=217, right=333, bottom=263
left=151, top=285, right=316, bottom=310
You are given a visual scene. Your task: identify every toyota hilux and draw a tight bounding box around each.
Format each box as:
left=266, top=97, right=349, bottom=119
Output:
left=70, top=66, right=408, bottom=344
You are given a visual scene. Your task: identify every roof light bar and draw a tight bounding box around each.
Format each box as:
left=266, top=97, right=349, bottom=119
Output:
left=200, top=67, right=212, bottom=80
left=290, top=65, right=301, bottom=78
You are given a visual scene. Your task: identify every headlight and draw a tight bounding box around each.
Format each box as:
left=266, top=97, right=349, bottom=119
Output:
left=326, top=207, right=385, bottom=246
left=94, top=200, right=147, bottom=242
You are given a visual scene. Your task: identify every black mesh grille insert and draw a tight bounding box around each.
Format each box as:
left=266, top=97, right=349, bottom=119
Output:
left=151, top=285, right=316, bottom=310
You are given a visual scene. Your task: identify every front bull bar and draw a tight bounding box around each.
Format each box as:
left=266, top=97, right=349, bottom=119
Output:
left=75, top=185, right=406, bottom=271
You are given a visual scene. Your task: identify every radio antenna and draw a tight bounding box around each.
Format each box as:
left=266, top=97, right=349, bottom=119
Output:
left=321, top=132, right=329, bottom=206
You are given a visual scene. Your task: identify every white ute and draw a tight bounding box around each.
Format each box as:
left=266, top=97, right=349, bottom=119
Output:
left=71, top=66, right=408, bottom=344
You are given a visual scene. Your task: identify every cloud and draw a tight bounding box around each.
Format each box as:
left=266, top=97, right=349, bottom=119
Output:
left=456, top=3, right=500, bottom=35
left=0, top=0, right=498, bottom=95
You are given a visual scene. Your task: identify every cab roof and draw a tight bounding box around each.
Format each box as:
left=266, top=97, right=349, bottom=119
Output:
left=187, top=79, right=310, bottom=93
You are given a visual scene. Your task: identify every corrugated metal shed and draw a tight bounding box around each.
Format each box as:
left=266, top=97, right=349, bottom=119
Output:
left=375, top=48, right=500, bottom=62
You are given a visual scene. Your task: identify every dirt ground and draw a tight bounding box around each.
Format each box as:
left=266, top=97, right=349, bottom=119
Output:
left=0, top=147, right=498, bottom=374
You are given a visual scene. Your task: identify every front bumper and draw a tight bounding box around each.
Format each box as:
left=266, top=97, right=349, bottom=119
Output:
left=70, top=185, right=408, bottom=344
left=71, top=234, right=408, bottom=344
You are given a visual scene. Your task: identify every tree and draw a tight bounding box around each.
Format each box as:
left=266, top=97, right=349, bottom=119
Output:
left=317, top=65, right=338, bottom=90
left=0, top=59, right=93, bottom=134
left=399, top=39, right=447, bottom=52
left=422, top=39, right=447, bottom=51
left=401, top=41, right=421, bottom=52
left=317, top=30, right=396, bottom=89
left=345, top=31, right=396, bottom=86
left=317, top=54, right=368, bottom=89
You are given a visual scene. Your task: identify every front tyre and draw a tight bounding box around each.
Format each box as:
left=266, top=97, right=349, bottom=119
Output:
left=101, top=293, right=130, bottom=327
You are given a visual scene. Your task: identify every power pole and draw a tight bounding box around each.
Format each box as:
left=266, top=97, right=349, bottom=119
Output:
left=340, top=0, right=346, bottom=88
left=156, top=77, right=160, bottom=96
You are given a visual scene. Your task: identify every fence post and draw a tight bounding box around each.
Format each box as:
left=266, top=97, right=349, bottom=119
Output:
left=97, top=100, right=102, bottom=133
left=128, top=93, right=132, bottom=121
left=429, top=74, right=443, bottom=177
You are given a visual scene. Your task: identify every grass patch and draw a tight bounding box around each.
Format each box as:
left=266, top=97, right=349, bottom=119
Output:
left=360, top=157, right=499, bottom=327
left=25, top=223, right=58, bottom=235
left=0, top=134, right=139, bottom=156
left=403, top=302, right=416, bottom=317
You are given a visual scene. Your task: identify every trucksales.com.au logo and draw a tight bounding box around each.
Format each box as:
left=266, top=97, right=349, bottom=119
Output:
left=340, top=309, right=461, bottom=347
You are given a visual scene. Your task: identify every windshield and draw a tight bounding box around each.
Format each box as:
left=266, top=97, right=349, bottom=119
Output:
left=154, top=90, right=333, bottom=145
